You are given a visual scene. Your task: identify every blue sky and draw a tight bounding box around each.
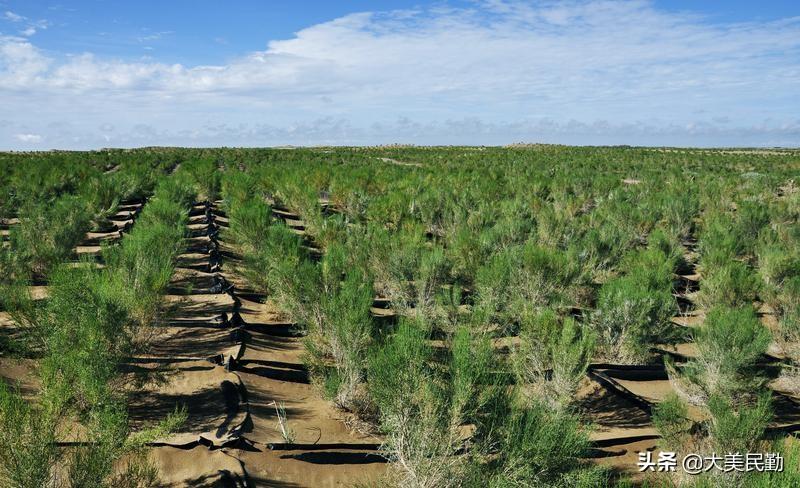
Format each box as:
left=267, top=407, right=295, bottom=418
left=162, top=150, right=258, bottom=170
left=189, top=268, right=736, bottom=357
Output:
left=1, top=0, right=799, bottom=148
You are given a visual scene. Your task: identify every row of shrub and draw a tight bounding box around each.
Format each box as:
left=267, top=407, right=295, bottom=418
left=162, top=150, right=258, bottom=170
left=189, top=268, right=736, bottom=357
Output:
left=0, top=149, right=181, bottom=221
left=0, top=174, right=195, bottom=487
left=208, top=147, right=800, bottom=486
left=221, top=168, right=614, bottom=487
left=651, top=183, right=800, bottom=485
left=6, top=147, right=797, bottom=485
left=1, top=156, right=174, bottom=285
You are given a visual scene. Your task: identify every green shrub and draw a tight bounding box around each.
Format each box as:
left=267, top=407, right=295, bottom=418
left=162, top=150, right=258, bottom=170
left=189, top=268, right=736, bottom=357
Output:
left=314, top=213, right=351, bottom=251
left=449, top=325, right=497, bottom=429
left=84, top=175, right=121, bottom=224
left=652, top=394, right=693, bottom=450
left=698, top=261, right=760, bottom=309
left=308, top=262, right=376, bottom=409
left=368, top=319, right=462, bottom=487
left=513, top=310, right=595, bottom=410
left=370, top=227, right=450, bottom=321
left=102, top=192, right=188, bottom=329
left=414, top=246, right=450, bottom=319
left=38, top=265, right=131, bottom=408
left=0, top=281, right=43, bottom=354
left=2, top=170, right=192, bottom=488
left=623, top=247, right=678, bottom=292
left=271, top=256, right=321, bottom=326
left=777, top=276, right=800, bottom=314
left=113, top=167, right=155, bottom=202
left=11, top=195, right=92, bottom=278
left=62, top=402, right=186, bottom=488
left=646, top=227, right=684, bottom=265
left=594, top=276, right=677, bottom=363
left=486, top=401, right=606, bottom=487
left=568, top=221, right=636, bottom=276
left=515, top=242, right=581, bottom=306
left=368, top=318, right=433, bottom=417
left=0, top=383, right=59, bottom=488
left=674, top=306, right=770, bottom=403
left=770, top=278, right=800, bottom=367
left=366, top=310, right=602, bottom=487
left=735, top=200, right=770, bottom=255
left=758, top=239, right=800, bottom=314
left=659, top=308, right=774, bottom=479
left=590, top=226, right=682, bottom=366
left=708, top=393, right=771, bottom=454
left=699, top=202, right=770, bottom=271
left=220, top=169, right=257, bottom=206
left=758, top=244, right=800, bottom=290
left=266, top=242, right=377, bottom=410
left=742, top=441, right=800, bottom=488
left=659, top=190, right=699, bottom=239
left=474, top=249, right=515, bottom=326
left=226, top=197, right=273, bottom=253
left=185, top=157, right=220, bottom=201
left=240, top=222, right=304, bottom=296
left=699, top=213, right=741, bottom=268
left=475, top=242, right=583, bottom=331
left=67, top=403, right=133, bottom=487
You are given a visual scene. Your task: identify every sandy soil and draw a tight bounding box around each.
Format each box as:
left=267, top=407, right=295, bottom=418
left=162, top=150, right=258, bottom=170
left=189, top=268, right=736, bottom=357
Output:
left=133, top=202, right=387, bottom=487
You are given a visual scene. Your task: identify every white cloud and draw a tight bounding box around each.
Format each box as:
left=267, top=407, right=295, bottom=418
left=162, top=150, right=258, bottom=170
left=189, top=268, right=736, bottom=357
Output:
left=0, top=35, right=51, bottom=83
left=4, top=10, right=24, bottom=22
left=4, top=11, right=48, bottom=37
left=4, top=117, right=796, bottom=149
left=136, top=30, right=173, bottom=43
left=14, top=133, right=42, bottom=142
left=1, top=1, right=799, bottom=148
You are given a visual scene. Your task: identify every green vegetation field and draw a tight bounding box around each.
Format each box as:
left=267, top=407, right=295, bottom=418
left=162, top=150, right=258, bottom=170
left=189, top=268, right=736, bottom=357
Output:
left=1, top=145, right=800, bottom=487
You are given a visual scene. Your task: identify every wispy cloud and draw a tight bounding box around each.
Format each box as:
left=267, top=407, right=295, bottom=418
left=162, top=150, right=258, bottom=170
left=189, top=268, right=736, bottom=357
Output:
left=1, top=0, right=799, bottom=149
left=136, top=30, right=173, bottom=43
left=14, top=133, right=42, bottom=143
left=3, top=10, right=24, bottom=22
left=3, top=11, right=49, bottom=37
left=47, top=5, right=77, bottom=13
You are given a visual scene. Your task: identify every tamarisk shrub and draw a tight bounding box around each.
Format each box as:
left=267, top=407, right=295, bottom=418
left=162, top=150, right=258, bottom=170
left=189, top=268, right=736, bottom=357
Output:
left=0, top=383, right=59, bottom=488
left=593, top=233, right=681, bottom=364
left=670, top=306, right=770, bottom=404
left=367, top=319, right=502, bottom=488
left=594, top=276, right=676, bottom=364
left=11, top=196, right=92, bottom=279
left=512, top=309, right=595, bottom=411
